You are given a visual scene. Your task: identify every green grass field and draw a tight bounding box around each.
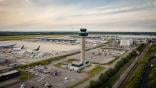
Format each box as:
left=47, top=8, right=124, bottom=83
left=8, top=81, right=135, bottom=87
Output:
left=54, top=59, right=79, bottom=68
left=19, top=70, right=35, bottom=81
left=0, top=35, right=64, bottom=41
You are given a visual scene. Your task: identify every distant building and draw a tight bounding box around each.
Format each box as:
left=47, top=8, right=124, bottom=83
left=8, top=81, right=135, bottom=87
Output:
left=120, top=39, right=133, bottom=47
left=86, top=36, right=102, bottom=40
left=37, top=38, right=79, bottom=44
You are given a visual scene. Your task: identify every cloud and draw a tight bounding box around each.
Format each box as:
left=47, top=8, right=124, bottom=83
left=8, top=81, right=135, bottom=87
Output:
left=0, top=0, right=156, bottom=32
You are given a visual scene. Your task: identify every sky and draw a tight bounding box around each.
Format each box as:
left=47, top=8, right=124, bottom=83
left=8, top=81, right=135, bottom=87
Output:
left=0, top=0, right=156, bottom=32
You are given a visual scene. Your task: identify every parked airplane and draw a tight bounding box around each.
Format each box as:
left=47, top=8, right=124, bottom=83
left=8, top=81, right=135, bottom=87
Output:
left=21, top=45, right=24, bottom=49
left=34, top=45, right=40, bottom=51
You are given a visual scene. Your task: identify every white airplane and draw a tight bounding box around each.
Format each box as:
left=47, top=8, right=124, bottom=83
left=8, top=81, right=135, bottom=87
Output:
left=34, top=45, right=40, bottom=51
left=21, top=45, right=24, bottom=49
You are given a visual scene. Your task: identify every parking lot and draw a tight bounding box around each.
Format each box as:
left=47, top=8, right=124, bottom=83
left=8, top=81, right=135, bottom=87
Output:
left=66, top=47, right=127, bottom=64
left=16, top=65, right=87, bottom=88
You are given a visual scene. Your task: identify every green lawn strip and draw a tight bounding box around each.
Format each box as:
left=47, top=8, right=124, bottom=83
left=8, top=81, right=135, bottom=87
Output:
left=18, top=69, right=35, bottom=81
left=0, top=35, right=37, bottom=41
left=54, top=63, right=63, bottom=68
left=88, top=65, right=104, bottom=77
left=18, top=55, right=69, bottom=69
left=67, top=59, right=79, bottom=63
left=126, top=44, right=156, bottom=88
left=0, top=35, right=64, bottom=41
left=70, top=65, right=104, bottom=88
left=54, top=59, right=79, bottom=68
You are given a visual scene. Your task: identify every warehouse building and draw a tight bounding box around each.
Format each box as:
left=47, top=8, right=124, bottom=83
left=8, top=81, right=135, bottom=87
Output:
left=120, top=39, right=133, bottom=47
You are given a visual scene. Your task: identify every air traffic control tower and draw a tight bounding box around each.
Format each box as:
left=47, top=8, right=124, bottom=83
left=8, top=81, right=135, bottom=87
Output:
left=79, top=28, right=88, bottom=64
left=68, top=28, right=89, bottom=71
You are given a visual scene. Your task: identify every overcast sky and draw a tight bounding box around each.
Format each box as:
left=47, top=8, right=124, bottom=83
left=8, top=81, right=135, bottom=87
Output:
left=0, top=0, right=156, bottom=32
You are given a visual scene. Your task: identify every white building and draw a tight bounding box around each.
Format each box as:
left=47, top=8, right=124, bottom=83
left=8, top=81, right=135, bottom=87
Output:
left=68, top=61, right=90, bottom=72
left=120, top=39, right=133, bottom=47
